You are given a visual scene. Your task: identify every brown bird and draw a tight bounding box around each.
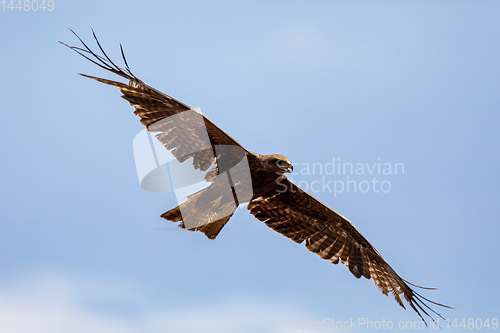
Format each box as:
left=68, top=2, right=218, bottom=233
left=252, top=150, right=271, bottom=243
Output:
left=61, top=30, right=450, bottom=324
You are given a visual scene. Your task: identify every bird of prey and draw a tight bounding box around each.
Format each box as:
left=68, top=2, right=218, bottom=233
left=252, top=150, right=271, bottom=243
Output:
left=61, top=30, right=450, bottom=324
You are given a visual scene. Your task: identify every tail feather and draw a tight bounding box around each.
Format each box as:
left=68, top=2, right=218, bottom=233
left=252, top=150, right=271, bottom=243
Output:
left=161, top=206, right=183, bottom=222
left=197, top=215, right=233, bottom=240
left=161, top=206, right=232, bottom=240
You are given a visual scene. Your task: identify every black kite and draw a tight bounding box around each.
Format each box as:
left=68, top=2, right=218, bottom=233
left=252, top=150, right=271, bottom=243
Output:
left=61, top=30, right=450, bottom=324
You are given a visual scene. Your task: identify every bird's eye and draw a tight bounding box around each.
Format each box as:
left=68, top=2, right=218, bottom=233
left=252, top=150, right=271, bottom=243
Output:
left=276, top=159, right=286, bottom=166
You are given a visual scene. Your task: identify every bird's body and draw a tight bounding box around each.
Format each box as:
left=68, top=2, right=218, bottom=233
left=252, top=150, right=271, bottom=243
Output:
left=61, top=30, right=450, bottom=324
left=162, top=152, right=291, bottom=239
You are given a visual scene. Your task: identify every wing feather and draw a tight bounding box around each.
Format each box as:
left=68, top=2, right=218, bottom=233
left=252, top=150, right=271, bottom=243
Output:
left=61, top=32, right=246, bottom=174
left=248, top=178, right=451, bottom=324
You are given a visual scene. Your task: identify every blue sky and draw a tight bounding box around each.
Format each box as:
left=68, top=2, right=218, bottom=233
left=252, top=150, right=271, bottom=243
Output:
left=1, top=1, right=500, bottom=332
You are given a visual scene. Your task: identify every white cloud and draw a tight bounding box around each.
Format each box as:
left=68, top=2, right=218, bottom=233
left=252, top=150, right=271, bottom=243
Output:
left=0, top=272, right=302, bottom=333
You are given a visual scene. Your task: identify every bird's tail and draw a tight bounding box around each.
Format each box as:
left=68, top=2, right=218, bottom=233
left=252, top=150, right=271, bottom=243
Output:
left=161, top=184, right=237, bottom=240
left=161, top=206, right=232, bottom=240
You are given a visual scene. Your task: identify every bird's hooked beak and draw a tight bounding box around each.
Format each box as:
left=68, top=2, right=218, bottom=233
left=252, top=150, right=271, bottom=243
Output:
left=278, top=164, right=293, bottom=174
left=270, top=156, right=294, bottom=174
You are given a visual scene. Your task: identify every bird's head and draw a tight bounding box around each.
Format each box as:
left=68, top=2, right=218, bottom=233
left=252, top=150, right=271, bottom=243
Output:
left=263, top=154, right=294, bottom=174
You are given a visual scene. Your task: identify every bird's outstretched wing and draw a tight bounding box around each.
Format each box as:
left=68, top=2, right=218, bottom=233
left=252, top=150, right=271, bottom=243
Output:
left=60, top=30, right=247, bottom=174
left=248, top=177, right=451, bottom=324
